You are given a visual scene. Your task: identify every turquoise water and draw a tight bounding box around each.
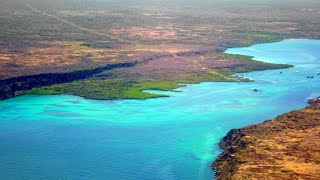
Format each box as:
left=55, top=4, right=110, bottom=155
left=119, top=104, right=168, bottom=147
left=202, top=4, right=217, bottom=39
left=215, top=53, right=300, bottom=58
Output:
left=0, top=39, right=320, bottom=179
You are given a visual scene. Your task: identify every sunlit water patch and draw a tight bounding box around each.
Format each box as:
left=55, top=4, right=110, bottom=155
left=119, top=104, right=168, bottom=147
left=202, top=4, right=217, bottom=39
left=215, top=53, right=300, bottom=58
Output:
left=0, top=39, right=320, bottom=179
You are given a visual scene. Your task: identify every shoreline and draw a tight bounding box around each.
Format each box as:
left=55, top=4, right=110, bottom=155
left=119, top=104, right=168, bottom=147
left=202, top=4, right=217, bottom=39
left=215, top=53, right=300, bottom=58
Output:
left=3, top=35, right=312, bottom=101
left=212, top=97, right=320, bottom=179
left=13, top=62, right=291, bottom=101
left=2, top=38, right=296, bottom=101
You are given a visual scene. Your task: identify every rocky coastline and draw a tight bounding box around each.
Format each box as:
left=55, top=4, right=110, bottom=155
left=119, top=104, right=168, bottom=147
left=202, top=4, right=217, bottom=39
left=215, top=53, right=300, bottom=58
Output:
left=212, top=97, right=320, bottom=179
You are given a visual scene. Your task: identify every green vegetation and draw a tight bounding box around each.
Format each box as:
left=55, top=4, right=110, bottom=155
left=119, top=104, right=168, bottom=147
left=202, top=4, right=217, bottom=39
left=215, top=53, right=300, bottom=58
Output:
left=208, top=52, right=255, bottom=62
left=238, top=31, right=294, bottom=46
left=20, top=51, right=293, bottom=100
left=175, top=71, right=235, bottom=83
left=22, top=79, right=184, bottom=100
left=2, top=0, right=317, bottom=101
left=207, top=52, right=293, bottom=76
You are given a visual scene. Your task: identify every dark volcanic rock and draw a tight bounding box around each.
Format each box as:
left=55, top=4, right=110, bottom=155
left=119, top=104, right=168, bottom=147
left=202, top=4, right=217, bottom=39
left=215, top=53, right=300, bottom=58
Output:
left=0, top=62, right=137, bottom=100
left=308, top=97, right=320, bottom=105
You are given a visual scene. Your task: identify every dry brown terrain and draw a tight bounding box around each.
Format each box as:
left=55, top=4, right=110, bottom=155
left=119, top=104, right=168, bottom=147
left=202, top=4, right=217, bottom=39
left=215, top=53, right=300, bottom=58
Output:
left=1, top=0, right=320, bottom=81
left=213, top=98, right=320, bottom=180
left=1, top=0, right=320, bottom=100
left=97, top=52, right=288, bottom=82
left=0, top=41, right=195, bottom=79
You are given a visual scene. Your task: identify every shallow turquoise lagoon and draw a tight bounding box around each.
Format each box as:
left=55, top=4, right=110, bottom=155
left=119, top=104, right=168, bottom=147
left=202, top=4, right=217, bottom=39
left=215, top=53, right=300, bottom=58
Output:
left=0, top=39, right=320, bottom=179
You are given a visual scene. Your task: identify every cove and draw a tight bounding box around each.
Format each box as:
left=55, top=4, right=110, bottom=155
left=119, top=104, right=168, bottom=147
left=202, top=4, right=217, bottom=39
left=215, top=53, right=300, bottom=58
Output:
left=0, top=39, right=319, bottom=179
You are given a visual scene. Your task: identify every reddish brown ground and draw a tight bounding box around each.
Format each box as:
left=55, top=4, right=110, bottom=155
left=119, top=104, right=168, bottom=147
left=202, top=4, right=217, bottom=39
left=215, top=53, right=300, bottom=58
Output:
left=111, top=26, right=178, bottom=41
left=0, top=41, right=195, bottom=79
left=213, top=99, right=320, bottom=180
left=102, top=53, right=239, bottom=81
left=0, top=41, right=137, bottom=79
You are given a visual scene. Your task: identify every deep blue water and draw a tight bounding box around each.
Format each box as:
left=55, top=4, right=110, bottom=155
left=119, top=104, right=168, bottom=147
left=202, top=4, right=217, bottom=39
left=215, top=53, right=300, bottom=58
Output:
left=0, top=39, right=319, bottom=179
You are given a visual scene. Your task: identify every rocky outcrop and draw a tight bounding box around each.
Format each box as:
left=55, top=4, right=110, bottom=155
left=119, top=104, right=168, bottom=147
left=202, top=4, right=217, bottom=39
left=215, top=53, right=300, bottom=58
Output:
left=308, top=97, right=320, bottom=105
left=212, top=129, right=247, bottom=179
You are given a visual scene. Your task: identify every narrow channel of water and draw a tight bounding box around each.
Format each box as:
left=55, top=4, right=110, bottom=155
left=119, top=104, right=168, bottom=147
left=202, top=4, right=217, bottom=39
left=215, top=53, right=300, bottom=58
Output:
left=0, top=39, right=319, bottom=179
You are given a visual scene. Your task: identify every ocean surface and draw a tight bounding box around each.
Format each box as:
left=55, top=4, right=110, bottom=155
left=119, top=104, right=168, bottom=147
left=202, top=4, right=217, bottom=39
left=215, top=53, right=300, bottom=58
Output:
left=0, top=39, right=319, bottom=179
